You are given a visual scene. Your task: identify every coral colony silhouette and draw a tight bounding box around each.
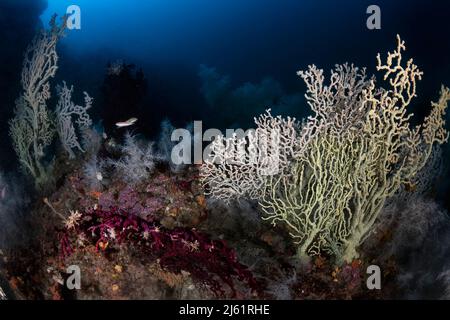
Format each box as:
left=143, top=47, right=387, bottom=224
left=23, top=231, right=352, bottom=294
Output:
left=1, top=4, right=450, bottom=301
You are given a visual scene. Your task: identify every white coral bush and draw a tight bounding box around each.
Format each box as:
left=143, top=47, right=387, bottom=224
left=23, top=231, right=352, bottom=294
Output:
left=55, top=81, right=93, bottom=159
left=201, top=109, right=299, bottom=202
left=9, top=16, right=65, bottom=189
left=201, top=36, right=449, bottom=264
left=109, top=133, right=158, bottom=185
left=9, top=16, right=93, bottom=190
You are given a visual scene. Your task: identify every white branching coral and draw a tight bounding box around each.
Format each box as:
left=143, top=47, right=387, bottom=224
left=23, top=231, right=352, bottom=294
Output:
left=331, top=42, right=450, bottom=262
left=264, top=35, right=449, bottom=263
left=201, top=64, right=372, bottom=203
left=260, top=130, right=358, bottom=261
left=9, top=16, right=94, bottom=190
left=295, top=63, right=373, bottom=153
left=55, top=81, right=93, bottom=159
left=109, top=133, right=158, bottom=185
left=201, top=36, right=449, bottom=264
left=200, top=110, right=298, bottom=202
left=9, top=15, right=66, bottom=189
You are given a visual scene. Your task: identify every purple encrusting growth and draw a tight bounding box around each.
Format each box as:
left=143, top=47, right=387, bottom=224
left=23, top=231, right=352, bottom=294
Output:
left=60, top=207, right=262, bottom=297
left=96, top=185, right=164, bottom=219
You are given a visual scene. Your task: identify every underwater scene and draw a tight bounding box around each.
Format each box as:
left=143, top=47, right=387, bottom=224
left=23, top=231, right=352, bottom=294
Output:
left=1, top=0, right=450, bottom=303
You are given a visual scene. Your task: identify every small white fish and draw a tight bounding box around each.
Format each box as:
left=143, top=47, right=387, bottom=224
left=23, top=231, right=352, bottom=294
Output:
left=102, top=132, right=108, bottom=140
left=96, top=172, right=103, bottom=181
left=0, top=187, right=6, bottom=200
left=116, top=117, right=138, bottom=128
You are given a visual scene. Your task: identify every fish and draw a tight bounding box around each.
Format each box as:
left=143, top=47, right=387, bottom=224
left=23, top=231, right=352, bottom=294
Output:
left=0, top=187, right=6, bottom=200
left=115, top=117, right=138, bottom=128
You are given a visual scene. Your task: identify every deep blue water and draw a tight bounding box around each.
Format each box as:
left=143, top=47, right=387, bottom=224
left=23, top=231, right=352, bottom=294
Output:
left=38, top=0, right=450, bottom=128
left=1, top=0, right=450, bottom=167
left=41, top=0, right=449, bottom=85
